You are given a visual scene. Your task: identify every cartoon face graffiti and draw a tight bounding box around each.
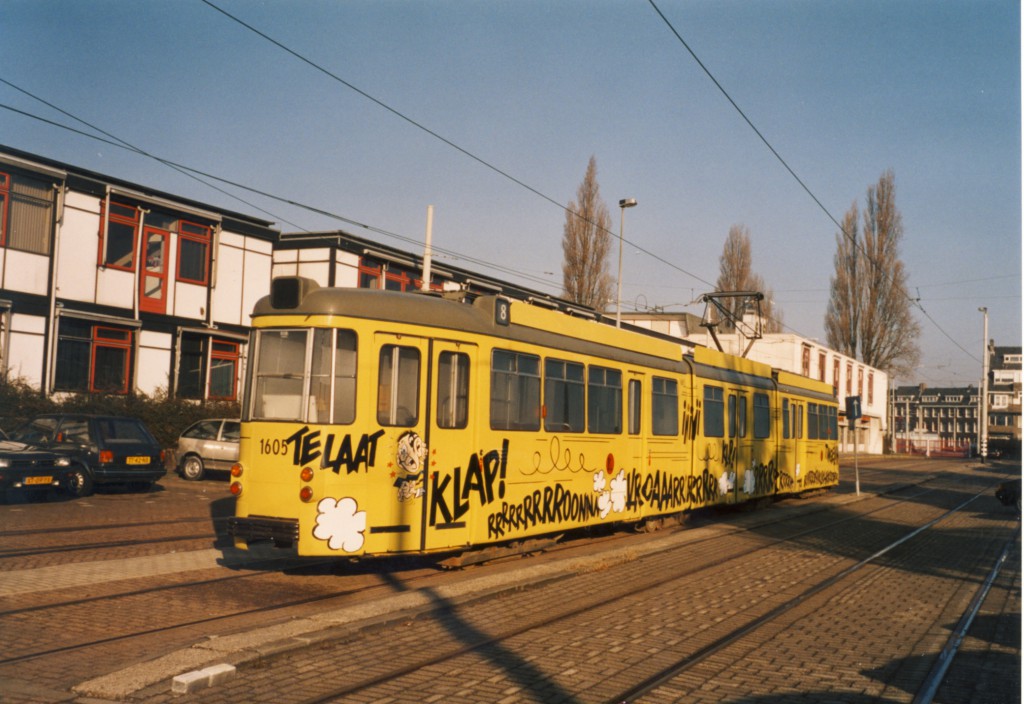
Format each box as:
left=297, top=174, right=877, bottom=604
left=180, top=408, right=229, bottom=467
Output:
left=397, top=431, right=427, bottom=475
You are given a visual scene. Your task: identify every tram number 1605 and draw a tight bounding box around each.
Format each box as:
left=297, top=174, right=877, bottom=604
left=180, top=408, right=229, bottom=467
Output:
left=259, top=438, right=289, bottom=456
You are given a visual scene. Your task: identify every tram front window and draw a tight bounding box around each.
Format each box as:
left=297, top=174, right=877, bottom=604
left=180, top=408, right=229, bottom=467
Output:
left=251, top=328, right=358, bottom=423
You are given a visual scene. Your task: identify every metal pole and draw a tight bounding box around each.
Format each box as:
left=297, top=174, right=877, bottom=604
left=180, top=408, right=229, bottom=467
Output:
left=979, top=307, right=989, bottom=460
left=616, top=206, right=625, bottom=327
left=616, top=198, right=636, bottom=328
left=421, top=205, right=434, bottom=292
left=854, top=423, right=860, bottom=496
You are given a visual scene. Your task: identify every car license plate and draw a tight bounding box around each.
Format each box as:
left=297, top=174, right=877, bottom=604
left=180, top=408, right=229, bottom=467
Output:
left=127, top=456, right=151, bottom=465
left=25, top=476, right=52, bottom=485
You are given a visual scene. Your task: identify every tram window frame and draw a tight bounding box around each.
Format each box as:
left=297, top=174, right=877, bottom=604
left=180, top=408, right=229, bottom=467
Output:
left=753, top=392, right=770, bottom=438
left=794, top=404, right=804, bottom=439
left=652, top=377, right=678, bottom=436
left=782, top=398, right=791, bottom=439
left=309, top=329, right=357, bottom=425
left=377, top=345, right=421, bottom=427
left=628, top=379, right=642, bottom=435
left=490, top=349, right=541, bottom=431
left=728, top=394, right=747, bottom=438
left=251, top=329, right=310, bottom=421
left=808, top=403, right=819, bottom=439
left=543, top=358, right=585, bottom=433
left=587, top=365, right=622, bottom=435
left=437, top=351, right=470, bottom=429
left=704, top=385, right=724, bottom=438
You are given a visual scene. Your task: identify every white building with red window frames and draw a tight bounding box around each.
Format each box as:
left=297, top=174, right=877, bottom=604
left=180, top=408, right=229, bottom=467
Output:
left=0, top=146, right=278, bottom=402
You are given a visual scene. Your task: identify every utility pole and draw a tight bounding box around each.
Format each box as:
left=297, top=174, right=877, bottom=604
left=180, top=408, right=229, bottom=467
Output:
left=979, top=307, right=989, bottom=461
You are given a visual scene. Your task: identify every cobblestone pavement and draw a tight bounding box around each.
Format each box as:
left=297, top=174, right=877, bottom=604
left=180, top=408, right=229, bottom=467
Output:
left=0, top=457, right=1018, bottom=704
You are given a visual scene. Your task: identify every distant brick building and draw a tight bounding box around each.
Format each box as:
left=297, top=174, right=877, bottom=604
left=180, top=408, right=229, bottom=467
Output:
left=892, top=344, right=1021, bottom=458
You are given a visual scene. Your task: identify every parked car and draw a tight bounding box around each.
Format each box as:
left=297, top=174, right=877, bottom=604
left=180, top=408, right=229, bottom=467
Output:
left=6, top=414, right=166, bottom=497
left=0, top=429, right=77, bottom=501
left=177, top=418, right=240, bottom=481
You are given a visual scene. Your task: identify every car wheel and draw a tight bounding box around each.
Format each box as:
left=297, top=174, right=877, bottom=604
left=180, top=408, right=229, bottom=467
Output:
left=181, top=455, right=205, bottom=481
left=67, top=465, right=94, bottom=498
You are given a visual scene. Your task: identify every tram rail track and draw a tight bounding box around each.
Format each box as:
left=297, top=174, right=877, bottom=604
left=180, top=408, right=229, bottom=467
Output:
left=201, top=474, right=1004, bottom=704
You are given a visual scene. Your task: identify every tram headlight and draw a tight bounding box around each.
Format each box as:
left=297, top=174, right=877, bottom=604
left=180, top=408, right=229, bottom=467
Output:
left=299, top=486, right=314, bottom=503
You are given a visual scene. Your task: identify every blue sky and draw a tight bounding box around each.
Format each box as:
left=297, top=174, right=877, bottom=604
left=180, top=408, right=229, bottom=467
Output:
left=1, top=0, right=1019, bottom=386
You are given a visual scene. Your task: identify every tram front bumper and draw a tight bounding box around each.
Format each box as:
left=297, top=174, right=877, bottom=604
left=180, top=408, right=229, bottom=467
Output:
left=228, top=516, right=300, bottom=549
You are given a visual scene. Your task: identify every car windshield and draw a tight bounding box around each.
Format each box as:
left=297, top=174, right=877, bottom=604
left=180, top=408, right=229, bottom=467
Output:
left=9, top=418, right=59, bottom=444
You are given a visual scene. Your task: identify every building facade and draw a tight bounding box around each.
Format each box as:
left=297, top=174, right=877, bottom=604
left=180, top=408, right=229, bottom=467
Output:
left=0, top=146, right=278, bottom=403
left=890, top=344, right=1020, bottom=458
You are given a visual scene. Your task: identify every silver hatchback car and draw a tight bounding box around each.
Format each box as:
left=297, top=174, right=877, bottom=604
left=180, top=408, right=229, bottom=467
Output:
left=177, top=419, right=240, bottom=481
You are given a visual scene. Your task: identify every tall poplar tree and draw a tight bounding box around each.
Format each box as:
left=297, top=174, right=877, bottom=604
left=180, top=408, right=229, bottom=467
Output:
left=715, top=224, right=782, bottom=333
left=561, top=156, right=613, bottom=310
left=825, top=170, right=920, bottom=376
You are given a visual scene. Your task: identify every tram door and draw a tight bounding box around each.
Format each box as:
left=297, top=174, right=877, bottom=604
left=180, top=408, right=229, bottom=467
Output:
left=371, top=333, right=430, bottom=554
left=779, top=397, right=806, bottom=488
left=727, top=389, right=751, bottom=501
left=423, top=340, right=478, bottom=551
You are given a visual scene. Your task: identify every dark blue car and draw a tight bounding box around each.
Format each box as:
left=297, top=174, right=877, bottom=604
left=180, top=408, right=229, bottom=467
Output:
left=7, top=414, right=166, bottom=497
left=0, top=430, right=76, bottom=501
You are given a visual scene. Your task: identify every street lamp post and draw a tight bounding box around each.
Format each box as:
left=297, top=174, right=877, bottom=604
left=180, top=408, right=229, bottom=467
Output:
left=616, top=198, right=637, bottom=327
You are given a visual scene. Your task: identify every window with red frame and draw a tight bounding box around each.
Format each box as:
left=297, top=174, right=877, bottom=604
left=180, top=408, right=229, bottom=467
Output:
left=209, top=341, right=239, bottom=399
left=99, top=201, right=141, bottom=269
left=54, top=318, right=133, bottom=394
left=178, top=333, right=239, bottom=401
left=177, top=220, right=211, bottom=284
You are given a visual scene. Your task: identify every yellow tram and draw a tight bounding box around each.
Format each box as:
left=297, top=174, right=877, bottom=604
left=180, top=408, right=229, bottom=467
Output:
left=229, top=277, right=839, bottom=558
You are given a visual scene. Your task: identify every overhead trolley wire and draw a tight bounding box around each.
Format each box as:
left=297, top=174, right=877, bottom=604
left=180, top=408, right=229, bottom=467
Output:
left=198, top=0, right=715, bottom=292
left=645, top=0, right=980, bottom=365
left=0, top=78, right=305, bottom=232
left=0, top=94, right=566, bottom=293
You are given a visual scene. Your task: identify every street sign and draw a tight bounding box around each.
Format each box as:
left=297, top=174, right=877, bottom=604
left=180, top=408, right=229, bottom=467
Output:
left=846, top=396, right=861, bottom=430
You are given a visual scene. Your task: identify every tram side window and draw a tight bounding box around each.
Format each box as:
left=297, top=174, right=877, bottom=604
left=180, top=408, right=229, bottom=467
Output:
left=378, top=345, right=420, bottom=426
left=309, top=329, right=357, bottom=424
left=704, top=385, right=724, bottom=438
left=491, top=350, right=541, bottom=431
left=808, top=403, right=819, bottom=439
left=544, top=359, right=584, bottom=432
left=829, top=406, right=838, bottom=440
left=652, top=377, right=678, bottom=436
left=782, top=398, right=791, bottom=439
left=437, top=351, right=470, bottom=429
left=753, top=393, right=770, bottom=438
left=253, top=330, right=308, bottom=420
left=588, top=366, right=622, bottom=434
left=793, top=404, right=804, bottom=439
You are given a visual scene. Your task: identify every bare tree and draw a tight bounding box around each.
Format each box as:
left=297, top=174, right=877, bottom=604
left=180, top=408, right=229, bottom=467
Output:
left=561, top=156, right=613, bottom=310
left=715, top=224, right=783, bottom=332
left=825, top=203, right=861, bottom=357
left=825, top=170, right=920, bottom=377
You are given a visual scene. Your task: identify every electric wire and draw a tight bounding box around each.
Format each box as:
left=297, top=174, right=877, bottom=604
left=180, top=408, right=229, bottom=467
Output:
left=645, top=0, right=981, bottom=366
left=198, top=0, right=714, bottom=292
left=0, top=99, right=565, bottom=293
left=0, top=78, right=305, bottom=232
